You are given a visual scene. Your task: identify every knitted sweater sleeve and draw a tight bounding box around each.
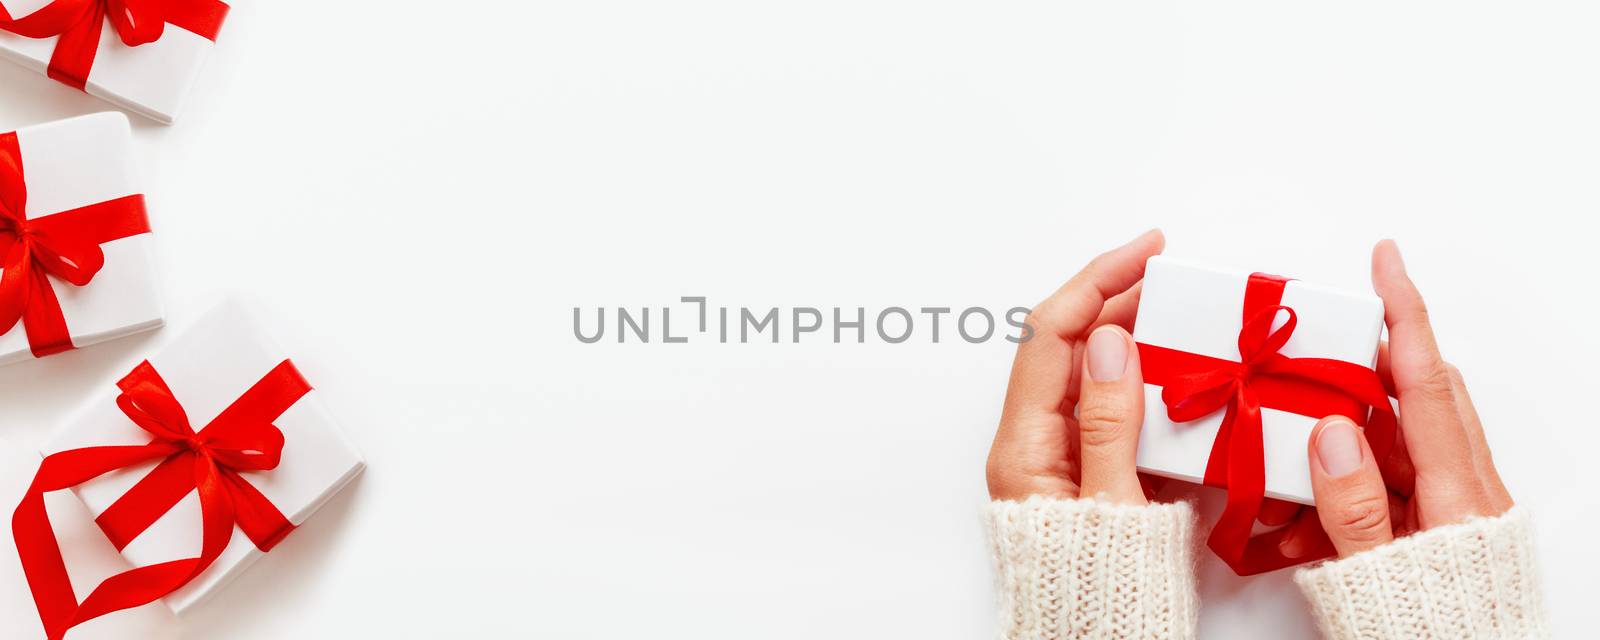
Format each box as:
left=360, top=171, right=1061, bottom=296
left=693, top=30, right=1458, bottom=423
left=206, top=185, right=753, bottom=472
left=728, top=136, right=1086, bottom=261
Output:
left=1294, top=507, right=1549, bottom=639
left=986, top=496, right=1199, bottom=640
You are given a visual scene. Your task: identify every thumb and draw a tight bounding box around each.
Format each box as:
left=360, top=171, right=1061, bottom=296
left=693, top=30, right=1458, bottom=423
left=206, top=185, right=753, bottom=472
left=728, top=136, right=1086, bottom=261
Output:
left=1076, top=326, right=1146, bottom=504
left=1309, top=416, right=1395, bottom=557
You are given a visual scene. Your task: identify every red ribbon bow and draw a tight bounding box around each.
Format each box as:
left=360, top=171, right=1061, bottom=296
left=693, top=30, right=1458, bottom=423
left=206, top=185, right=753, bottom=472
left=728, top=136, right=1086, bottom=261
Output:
left=13, top=360, right=309, bottom=639
left=1137, top=273, right=1397, bottom=575
left=0, top=0, right=228, bottom=90
left=0, top=131, right=151, bottom=357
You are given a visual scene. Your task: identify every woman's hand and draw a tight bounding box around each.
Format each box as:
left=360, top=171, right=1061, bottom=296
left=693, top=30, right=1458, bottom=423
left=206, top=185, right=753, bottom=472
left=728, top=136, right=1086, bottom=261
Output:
left=985, top=230, right=1163, bottom=505
left=1287, top=240, right=1516, bottom=558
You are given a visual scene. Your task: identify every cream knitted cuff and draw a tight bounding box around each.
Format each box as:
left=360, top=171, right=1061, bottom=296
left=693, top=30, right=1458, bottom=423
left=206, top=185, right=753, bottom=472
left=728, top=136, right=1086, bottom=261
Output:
left=987, top=496, right=1198, bottom=640
left=1294, top=507, right=1548, bottom=640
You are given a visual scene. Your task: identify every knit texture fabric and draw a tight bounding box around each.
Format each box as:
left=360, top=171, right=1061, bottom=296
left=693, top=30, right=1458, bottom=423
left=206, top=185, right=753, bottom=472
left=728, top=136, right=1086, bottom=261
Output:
left=987, top=496, right=1198, bottom=640
left=1294, top=507, right=1549, bottom=640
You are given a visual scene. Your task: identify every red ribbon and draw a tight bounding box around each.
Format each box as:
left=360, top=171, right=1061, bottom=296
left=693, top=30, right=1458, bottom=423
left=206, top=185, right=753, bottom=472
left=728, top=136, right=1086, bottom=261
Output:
left=12, top=359, right=308, bottom=639
left=1137, top=273, right=1397, bottom=575
left=0, top=0, right=228, bottom=90
left=0, top=131, right=150, bottom=357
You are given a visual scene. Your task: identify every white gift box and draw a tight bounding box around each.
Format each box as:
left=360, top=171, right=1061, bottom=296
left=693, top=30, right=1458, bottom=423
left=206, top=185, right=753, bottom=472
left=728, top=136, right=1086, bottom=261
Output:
left=0, top=438, right=178, bottom=639
left=1132, top=256, right=1384, bottom=505
left=43, top=301, right=366, bottom=614
left=0, top=0, right=228, bottom=124
left=0, top=112, right=162, bottom=366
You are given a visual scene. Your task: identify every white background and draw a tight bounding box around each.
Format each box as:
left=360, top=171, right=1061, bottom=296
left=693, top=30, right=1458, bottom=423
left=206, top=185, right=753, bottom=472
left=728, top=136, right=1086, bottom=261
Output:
left=1, top=2, right=1597, bottom=638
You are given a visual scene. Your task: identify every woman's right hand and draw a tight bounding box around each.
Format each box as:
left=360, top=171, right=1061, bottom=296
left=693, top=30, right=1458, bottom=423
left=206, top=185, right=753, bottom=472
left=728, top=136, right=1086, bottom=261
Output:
left=1287, top=240, right=1516, bottom=558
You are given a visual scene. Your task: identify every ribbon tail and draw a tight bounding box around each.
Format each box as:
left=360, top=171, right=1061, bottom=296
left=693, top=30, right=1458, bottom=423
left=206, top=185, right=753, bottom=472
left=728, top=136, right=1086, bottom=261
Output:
left=21, top=265, right=73, bottom=357
left=0, top=248, right=31, bottom=337
left=1208, top=385, right=1375, bottom=575
left=53, top=456, right=239, bottom=636
left=1242, top=521, right=1336, bottom=575
left=12, top=443, right=179, bottom=638
left=1204, top=396, right=1265, bottom=573
left=66, top=557, right=210, bottom=633
left=1200, top=403, right=1233, bottom=488
left=191, top=457, right=237, bottom=580
left=1204, top=386, right=1338, bottom=575
left=12, top=491, right=74, bottom=639
left=45, top=5, right=104, bottom=91
left=223, top=470, right=295, bottom=551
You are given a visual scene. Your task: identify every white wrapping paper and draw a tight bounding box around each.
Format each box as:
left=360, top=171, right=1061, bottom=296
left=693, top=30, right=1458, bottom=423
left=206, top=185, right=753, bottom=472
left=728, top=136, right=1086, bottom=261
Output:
left=0, top=112, right=162, bottom=366
left=44, top=301, right=365, bottom=614
left=0, top=0, right=225, bottom=124
left=1132, top=256, right=1384, bottom=505
left=0, top=438, right=178, bottom=639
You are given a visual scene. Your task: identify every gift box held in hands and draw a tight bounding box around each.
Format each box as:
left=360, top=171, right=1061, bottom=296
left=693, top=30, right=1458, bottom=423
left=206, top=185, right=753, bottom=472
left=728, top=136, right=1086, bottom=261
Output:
left=0, top=0, right=230, bottom=124
left=0, top=112, right=162, bottom=366
left=13, top=301, right=364, bottom=638
left=1131, top=255, right=1396, bottom=575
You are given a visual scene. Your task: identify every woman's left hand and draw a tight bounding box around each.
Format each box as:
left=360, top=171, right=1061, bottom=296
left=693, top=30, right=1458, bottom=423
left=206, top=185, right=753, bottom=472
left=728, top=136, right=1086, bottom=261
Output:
left=1277, top=240, right=1516, bottom=559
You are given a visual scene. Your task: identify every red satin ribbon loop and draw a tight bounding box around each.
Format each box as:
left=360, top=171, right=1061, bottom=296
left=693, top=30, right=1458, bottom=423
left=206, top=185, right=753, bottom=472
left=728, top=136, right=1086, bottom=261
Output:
left=1137, top=272, right=1397, bottom=575
left=12, top=360, right=309, bottom=639
left=0, top=131, right=150, bottom=357
left=0, top=0, right=228, bottom=90
left=1161, top=305, right=1296, bottom=423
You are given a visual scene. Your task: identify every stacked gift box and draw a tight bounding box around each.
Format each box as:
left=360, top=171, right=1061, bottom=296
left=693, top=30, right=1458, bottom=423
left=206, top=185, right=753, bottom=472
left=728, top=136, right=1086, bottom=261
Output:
left=0, top=4, right=373, bottom=636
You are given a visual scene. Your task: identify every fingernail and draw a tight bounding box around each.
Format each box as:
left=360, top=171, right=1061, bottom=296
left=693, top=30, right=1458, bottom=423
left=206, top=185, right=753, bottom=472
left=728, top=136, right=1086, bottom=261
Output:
left=1279, top=532, right=1304, bottom=559
left=1086, top=327, right=1128, bottom=382
left=1381, top=239, right=1406, bottom=272
left=1316, top=419, right=1364, bottom=477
